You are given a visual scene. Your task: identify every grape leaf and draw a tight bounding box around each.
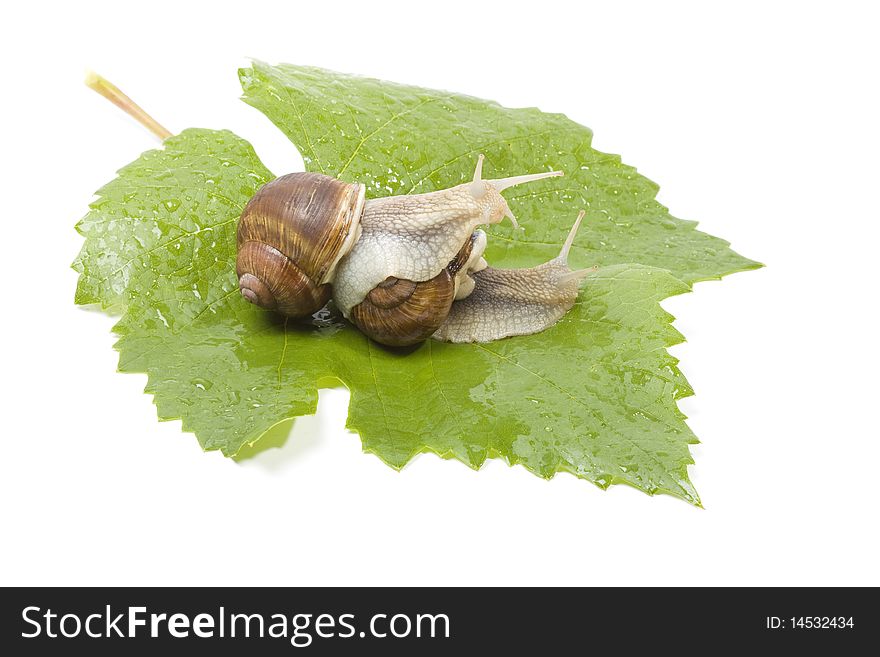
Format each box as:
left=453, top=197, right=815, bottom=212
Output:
left=74, top=63, right=761, bottom=504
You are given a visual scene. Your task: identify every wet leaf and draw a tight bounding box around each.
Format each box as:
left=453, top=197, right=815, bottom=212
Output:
left=74, top=64, right=761, bottom=504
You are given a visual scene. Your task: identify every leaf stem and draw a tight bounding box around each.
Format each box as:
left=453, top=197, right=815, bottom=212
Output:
left=85, top=71, right=173, bottom=141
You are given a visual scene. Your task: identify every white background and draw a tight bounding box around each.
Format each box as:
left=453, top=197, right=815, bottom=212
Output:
left=1, top=0, right=877, bottom=586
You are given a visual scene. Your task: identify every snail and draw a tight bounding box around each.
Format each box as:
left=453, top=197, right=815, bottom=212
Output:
left=236, top=156, right=563, bottom=345
left=434, top=211, right=596, bottom=343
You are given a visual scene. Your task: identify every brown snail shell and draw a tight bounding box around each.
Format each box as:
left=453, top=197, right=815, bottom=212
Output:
left=348, top=235, right=478, bottom=347
left=236, top=172, right=364, bottom=317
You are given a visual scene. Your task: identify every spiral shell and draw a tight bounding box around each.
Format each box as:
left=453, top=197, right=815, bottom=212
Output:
left=236, top=172, right=364, bottom=317
left=347, top=234, right=480, bottom=347
left=349, top=272, right=454, bottom=347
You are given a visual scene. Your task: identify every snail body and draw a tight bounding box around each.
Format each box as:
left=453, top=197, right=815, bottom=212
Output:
left=331, top=155, right=537, bottom=316
left=236, top=156, right=564, bottom=346
left=433, top=212, right=596, bottom=343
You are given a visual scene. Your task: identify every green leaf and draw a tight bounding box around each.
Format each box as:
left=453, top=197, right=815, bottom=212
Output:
left=75, top=63, right=761, bottom=504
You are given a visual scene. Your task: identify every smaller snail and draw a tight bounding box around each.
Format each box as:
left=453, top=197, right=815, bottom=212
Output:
left=434, top=211, right=596, bottom=343
left=236, top=156, right=563, bottom=346
left=348, top=232, right=485, bottom=346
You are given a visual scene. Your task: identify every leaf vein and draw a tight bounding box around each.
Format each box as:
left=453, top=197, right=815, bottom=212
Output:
left=337, top=95, right=451, bottom=177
